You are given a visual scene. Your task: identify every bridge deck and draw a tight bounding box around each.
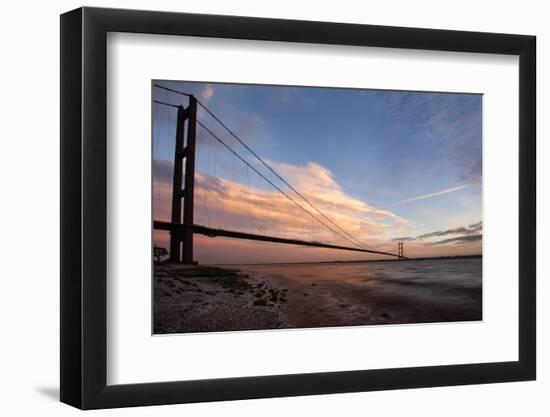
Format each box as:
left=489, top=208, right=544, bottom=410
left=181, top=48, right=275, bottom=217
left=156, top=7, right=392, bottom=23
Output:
left=154, top=221, right=404, bottom=259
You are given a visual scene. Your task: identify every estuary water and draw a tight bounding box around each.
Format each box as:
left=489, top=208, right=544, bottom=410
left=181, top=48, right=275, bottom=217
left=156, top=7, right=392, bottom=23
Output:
left=240, top=257, right=482, bottom=328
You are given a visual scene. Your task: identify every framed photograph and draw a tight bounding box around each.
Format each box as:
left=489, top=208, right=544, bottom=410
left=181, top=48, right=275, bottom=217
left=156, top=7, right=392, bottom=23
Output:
left=60, top=7, right=536, bottom=409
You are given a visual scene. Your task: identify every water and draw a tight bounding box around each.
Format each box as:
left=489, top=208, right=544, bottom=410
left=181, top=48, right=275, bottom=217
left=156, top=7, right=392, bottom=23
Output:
left=240, top=257, right=482, bottom=328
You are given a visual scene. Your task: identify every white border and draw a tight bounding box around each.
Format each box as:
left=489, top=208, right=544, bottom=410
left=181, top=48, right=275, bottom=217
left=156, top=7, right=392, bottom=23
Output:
left=107, top=32, right=518, bottom=385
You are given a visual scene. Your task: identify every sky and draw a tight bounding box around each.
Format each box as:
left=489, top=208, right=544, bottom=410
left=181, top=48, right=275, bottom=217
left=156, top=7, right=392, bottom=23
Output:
left=152, top=81, right=482, bottom=264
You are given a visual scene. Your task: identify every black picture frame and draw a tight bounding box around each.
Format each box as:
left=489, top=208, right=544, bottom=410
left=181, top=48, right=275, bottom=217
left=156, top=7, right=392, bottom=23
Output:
left=60, top=6, right=536, bottom=410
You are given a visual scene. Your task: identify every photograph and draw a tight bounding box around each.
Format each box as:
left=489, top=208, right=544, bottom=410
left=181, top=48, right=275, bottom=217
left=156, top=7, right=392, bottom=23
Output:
left=51, top=2, right=538, bottom=412
left=152, top=81, right=483, bottom=334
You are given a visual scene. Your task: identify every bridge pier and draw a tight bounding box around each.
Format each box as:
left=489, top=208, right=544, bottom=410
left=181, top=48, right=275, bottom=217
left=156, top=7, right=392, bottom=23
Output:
left=169, top=96, right=197, bottom=264
left=398, top=241, right=405, bottom=260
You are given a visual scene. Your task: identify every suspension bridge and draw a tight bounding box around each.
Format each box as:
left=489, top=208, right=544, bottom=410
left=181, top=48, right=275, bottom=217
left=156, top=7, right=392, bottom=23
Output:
left=152, top=84, right=406, bottom=264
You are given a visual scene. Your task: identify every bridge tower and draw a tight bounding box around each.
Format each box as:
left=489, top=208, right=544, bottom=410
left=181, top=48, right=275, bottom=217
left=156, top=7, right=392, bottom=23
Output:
left=169, top=96, right=197, bottom=264
left=398, top=241, right=404, bottom=260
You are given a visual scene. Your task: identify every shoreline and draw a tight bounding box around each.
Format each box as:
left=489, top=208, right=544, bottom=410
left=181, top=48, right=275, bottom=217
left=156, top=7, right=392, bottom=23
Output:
left=154, top=257, right=482, bottom=334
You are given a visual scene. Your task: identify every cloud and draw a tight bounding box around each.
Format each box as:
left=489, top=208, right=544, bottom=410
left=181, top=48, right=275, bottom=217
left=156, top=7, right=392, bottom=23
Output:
left=417, top=221, right=482, bottom=239
left=468, top=221, right=483, bottom=230
left=154, top=159, right=410, bottom=248
left=198, top=100, right=265, bottom=146
left=446, top=110, right=482, bottom=182
left=393, top=183, right=470, bottom=205
left=201, top=84, right=215, bottom=102
left=391, top=236, right=416, bottom=242
left=268, top=161, right=408, bottom=227
left=428, top=234, right=482, bottom=246
left=393, top=221, right=482, bottom=246
left=153, top=159, right=173, bottom=184
left=270, top=87, right=313, bottom=106
left=273, top=162, right=406, bottom=219
left=373, top=91, right=482, bottom=184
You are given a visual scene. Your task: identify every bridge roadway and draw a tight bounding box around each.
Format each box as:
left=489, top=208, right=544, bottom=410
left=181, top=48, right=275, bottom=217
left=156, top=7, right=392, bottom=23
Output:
left=153, top=221, right=405, bottom=259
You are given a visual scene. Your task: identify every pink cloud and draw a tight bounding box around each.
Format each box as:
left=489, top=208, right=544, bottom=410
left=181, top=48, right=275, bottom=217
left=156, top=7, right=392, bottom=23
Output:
left=153, top=159, right=481, bottom=263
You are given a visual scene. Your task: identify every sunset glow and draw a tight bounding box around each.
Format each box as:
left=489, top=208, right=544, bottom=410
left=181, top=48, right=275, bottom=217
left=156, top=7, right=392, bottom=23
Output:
left=153, top=82, right=482, bottom=264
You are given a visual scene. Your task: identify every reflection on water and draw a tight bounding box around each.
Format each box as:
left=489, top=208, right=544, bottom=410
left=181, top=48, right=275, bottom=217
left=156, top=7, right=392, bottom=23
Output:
left=240, top=258, right=482, bottom=328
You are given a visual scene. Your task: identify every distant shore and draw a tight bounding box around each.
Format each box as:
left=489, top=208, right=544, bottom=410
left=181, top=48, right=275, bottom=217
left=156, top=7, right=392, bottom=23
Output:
left=216, top=253, right=482, bottom=267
